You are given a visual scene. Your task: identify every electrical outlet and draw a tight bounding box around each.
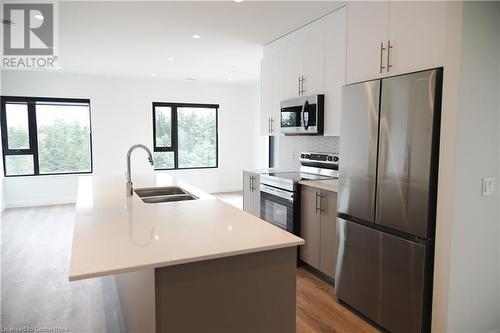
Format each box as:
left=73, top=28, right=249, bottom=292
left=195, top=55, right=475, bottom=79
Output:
left=482, top=177, right=495, bottom=197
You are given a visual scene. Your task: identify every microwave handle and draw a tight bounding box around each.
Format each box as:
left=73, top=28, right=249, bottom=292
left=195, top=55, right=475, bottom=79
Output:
left=301, top=100, right=310, bottom=131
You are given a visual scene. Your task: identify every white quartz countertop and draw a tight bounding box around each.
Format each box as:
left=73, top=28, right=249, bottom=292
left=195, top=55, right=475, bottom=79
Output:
left=243, top=168, right=289, bottom=174
left=299, top=179, right=339, bottom=193
left=69, top=174, right=304, bottom=281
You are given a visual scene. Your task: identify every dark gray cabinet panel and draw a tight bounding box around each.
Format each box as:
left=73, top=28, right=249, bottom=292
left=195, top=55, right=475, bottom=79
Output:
left=300, top=185, right=337, bottom=279
left=319, top=190, right=337, bottom=278
left=300, top=185, right=321, bottom=269
left=335, top=218, right=427, bottom=333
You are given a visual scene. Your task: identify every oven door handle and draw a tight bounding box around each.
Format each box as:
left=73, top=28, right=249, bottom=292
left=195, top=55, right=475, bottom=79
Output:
left=301, top=100, right=310, bottom=131
left=260, top=184, right=294, bottom=202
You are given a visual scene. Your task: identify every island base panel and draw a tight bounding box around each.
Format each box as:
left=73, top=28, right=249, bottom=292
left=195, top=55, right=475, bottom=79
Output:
left=155, top=247, right=297, bottom=333
left=115, top=268, right=155, bottom=332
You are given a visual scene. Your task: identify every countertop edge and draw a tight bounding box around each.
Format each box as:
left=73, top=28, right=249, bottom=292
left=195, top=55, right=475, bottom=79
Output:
left=69, top=240, right=304, bottom=282
left=299, top=180, right=338, bottom=193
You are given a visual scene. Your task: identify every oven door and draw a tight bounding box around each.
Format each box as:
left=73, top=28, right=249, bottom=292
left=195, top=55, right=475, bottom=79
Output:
left=260, top=184, right=296, bottom=234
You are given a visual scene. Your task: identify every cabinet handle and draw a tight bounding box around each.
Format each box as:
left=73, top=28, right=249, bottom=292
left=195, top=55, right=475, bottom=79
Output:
left=387, top=40, right=393, bottom=73
left=268, top=117, right=272, bottom=134
left=315, top=192, right=324, bottom=214
left=300, top=76, right=305, bottom=95
left=270, top=118, right=274, bottom=133
left=379, top=42, right=386, bottom=73
left=298, top=76, right=301, bottom=95
left=315, top=192, right=320, bottom=214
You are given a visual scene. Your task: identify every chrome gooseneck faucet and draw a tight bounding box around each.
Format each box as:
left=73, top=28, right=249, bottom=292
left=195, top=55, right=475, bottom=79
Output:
left=126, top=144, right=154, bottom=196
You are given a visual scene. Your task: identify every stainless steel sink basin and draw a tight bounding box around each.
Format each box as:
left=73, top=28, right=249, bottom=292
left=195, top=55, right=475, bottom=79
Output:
left=134, top=186, right=198, bottom=203
left=141, top=194, right=197, bottom=204
left=134, top=186, right=187, bottom=197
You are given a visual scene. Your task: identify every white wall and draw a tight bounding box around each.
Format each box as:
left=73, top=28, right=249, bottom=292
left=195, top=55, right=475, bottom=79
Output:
left=433, top=2, right=500, bottom=332
left=1, top=71, right=266, bottom=207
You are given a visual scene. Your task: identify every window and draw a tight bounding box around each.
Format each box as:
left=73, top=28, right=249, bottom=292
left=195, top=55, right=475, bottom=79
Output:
left=1, top=96, right=92, bottom=177
left=153, top=102, right=218, bottom=170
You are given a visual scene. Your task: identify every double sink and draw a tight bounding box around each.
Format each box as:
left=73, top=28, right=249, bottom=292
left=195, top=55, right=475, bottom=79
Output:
left=134, top=186, right=198, bottom=204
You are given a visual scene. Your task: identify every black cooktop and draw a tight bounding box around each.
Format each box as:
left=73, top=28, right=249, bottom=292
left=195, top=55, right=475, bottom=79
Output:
left=267, top=172, right=331, bottom=182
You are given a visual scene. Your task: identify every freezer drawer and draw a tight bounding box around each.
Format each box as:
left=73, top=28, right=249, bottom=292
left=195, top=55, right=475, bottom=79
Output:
left=335, top=218, right=429, bottom=333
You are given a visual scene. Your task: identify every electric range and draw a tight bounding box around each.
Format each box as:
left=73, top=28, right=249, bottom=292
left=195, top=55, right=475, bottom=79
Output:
left=259, top=152, right=339, bottom=234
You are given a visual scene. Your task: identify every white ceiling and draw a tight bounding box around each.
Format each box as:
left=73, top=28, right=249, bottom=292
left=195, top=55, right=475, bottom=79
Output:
left=55, top=1, right=344, bottom=83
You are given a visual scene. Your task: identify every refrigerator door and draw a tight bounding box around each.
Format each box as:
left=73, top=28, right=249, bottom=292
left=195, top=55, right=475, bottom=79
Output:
left=335, top=218, right=428, bottom=333
left=376, top=69, right=441, bottom=238
left=338, top=80, right=380, bottom=223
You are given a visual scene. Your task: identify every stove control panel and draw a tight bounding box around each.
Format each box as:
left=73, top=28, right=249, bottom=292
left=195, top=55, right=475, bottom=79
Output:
left=299, top=152, right=339, bottom=166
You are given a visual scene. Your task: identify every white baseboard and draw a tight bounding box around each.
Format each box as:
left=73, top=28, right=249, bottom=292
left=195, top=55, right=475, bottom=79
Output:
left=5, top=196, right=76, bottom=209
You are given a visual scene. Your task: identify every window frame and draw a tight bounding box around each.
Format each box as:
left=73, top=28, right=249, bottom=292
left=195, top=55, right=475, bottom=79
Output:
left=152, top=102, right=219, bottom=170
left=0, top=96, right=93, bottom=177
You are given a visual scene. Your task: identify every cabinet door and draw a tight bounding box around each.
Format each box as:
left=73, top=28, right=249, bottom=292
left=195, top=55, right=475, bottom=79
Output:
left=271, top=46, right=286, bottom=136
left=346, top=1, right=389, bottom=84
left=300, top=185, right=321, bottom=269
left=319, top=190, right=337, bottom=278
left=250, top=174, right=261, bottom=217
left=242, top=172, right=253, bottom=213
left=285, top=32, right=304, bottom=98
left=301, top=22, right=325, bottom=96
left=323, top=7, right=347, bottom=136
left=388, top=1, right=447, bottom=76
left=261, top=49, right=273, bottom=135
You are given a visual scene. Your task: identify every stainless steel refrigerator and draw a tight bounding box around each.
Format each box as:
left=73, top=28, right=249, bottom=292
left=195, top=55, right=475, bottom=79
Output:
left=335, top=68, right=443, bottom=333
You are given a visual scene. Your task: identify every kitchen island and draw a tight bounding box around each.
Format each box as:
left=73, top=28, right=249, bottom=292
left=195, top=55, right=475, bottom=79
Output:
left=69, top=174, right=303, bottom=333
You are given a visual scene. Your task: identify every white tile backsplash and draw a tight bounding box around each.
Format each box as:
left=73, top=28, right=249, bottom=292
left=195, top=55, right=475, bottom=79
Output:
left=278, top=136, right=339, bottom=170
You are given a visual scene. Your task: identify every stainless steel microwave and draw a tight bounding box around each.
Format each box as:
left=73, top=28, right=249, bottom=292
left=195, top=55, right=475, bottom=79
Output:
left=280, top=94, right=324, bottom=135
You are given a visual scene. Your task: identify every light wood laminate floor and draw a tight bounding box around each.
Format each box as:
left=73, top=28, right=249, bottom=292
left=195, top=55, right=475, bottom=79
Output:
left=1, top=204, right=378, bottom=333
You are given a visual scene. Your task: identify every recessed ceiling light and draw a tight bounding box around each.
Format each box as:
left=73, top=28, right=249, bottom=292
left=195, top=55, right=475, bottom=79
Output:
left=234, top=0, right=243, bottom=2
left=34, top=14, right=44, bottom=20
left=168, top=57, right=175, bottom=61
left=151, top=73, right=156, bottom=76
left=227, top=78, right=233, bottom=81
left=192, top=34, right=201, bottom=39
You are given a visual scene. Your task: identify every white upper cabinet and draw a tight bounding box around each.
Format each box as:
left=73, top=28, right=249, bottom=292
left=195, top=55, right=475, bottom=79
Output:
left=261, top=7, right=347, bottom=136
left=346, top=1, right=390, bottom=84
left=261, top=43, right=285, bottom=136
left=271, top=46, right=286, bottom=135
left=285, top=31, right=304, bottom=98
left=324, top=6, right=347, bottom=136
left=261, top=50, right=273, bottom=135
left=388, top=1, right=447, bottom=76
left=301, top=22, right=326, bottom=96
left=346, top=1, right=447, bottom=84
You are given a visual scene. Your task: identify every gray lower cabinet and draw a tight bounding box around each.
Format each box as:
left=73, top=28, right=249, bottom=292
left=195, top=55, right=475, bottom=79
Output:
left=243, top=171, right=260, bottom=217
left=300, top=185, right=337, bottom=279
